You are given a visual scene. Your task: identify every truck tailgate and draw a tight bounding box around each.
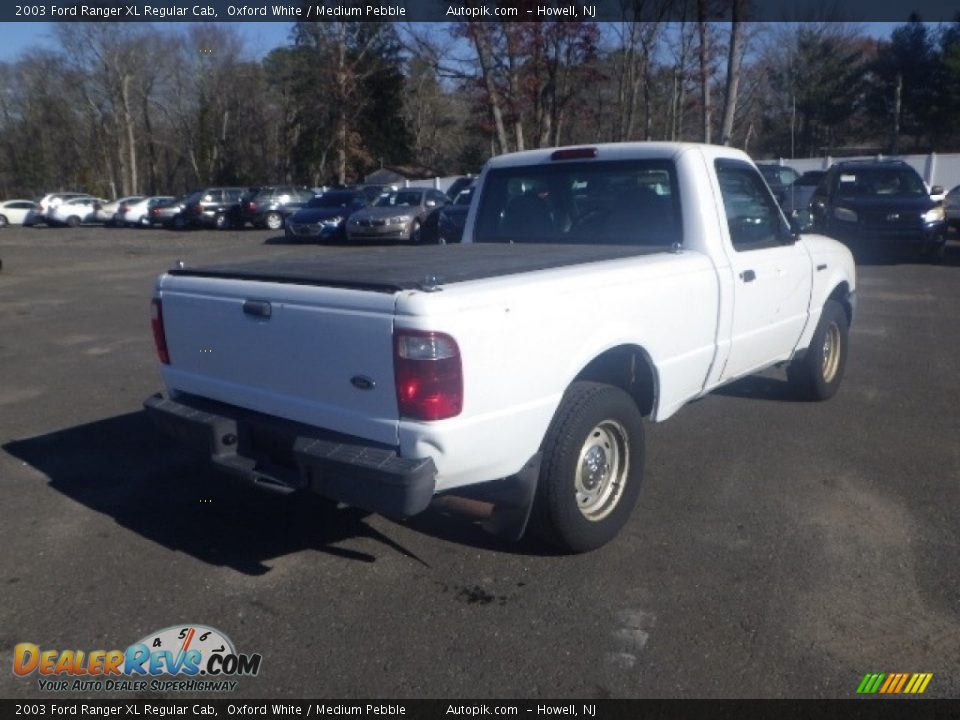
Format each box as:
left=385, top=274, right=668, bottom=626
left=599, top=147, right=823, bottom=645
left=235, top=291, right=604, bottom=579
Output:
left=157, top=275, right=400, bottom=446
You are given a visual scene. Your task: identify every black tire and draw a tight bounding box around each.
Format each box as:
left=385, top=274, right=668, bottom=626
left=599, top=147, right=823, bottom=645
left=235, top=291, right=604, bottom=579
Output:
left=409, top=219, right=422, bottom=244
left=214, top=213, right=230, bottom=231
left=0, top=215, right=7, bottom=228
left=531, top=381, right=644, bottom=553
left=264, top=212, right=283, bottom=231
left=787, top=299, right=849, bottom=401
left=66, top=216, right=80, bottom=228
left=172, top=215, right=187, bottom=230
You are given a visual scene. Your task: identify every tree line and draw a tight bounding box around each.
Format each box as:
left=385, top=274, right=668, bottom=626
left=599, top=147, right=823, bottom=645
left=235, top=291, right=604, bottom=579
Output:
left=1, top=10, right=958, bottom=199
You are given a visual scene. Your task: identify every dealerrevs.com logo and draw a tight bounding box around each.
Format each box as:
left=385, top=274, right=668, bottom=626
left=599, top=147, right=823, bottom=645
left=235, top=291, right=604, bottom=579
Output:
left=13, top=625, right=262, bottom=692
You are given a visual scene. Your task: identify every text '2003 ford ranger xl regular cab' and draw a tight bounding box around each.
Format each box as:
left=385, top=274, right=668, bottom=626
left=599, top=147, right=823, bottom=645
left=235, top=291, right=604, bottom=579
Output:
left=145, top=143, right=856, bottom=553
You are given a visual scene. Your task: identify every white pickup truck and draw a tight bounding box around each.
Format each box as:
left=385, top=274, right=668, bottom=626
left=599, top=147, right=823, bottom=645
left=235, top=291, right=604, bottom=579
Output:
left=145, top=143, right=856, bottom=552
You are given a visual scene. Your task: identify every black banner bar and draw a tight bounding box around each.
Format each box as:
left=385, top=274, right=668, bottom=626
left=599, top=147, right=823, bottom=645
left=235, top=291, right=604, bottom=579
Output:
left=3, top=699, right=960, bottom=719
left=1, top=0, right=958, bottom=24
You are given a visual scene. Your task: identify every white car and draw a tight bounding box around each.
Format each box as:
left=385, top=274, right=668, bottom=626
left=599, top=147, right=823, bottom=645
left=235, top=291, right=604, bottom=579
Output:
left=36, top=192, right=91, bottom=224
left=944, top=185, right=960, bottom=230
left=96, top=196, right=145, bottom=225
left=119, top=196, right=175, bottom=227
left=48, top=197, right=108, bottom=227
left=0, top=200, right=41, bottom=227
left=144, top=142, right=856, bottom=553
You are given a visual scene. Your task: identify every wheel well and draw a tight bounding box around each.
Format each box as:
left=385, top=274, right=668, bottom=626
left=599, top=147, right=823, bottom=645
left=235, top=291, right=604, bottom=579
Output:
left=828, top=282, right=852, bottom=324
left=572, top=345, right=658, bottom=418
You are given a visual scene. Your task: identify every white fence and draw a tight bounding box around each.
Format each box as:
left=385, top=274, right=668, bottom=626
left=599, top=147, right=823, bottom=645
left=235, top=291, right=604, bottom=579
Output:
left=769, top=153, right=960, bottom=192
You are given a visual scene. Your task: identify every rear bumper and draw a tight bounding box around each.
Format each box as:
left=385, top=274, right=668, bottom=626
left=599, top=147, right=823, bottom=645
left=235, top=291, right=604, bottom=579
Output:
left=143, top=393, right=437, bottom=518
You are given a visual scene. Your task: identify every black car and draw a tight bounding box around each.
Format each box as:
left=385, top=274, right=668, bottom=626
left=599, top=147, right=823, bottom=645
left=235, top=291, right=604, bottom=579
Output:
left=810, top=160, right=947, bottom=260
left=234, top=186, right=315, bottom=230
left=756, top=163, right=801, bottom=205
left=435, top=185, right=474, bottom=244
left=284, top=190, right=368, bottom=242
left=180, top=187, right=246, bottom=230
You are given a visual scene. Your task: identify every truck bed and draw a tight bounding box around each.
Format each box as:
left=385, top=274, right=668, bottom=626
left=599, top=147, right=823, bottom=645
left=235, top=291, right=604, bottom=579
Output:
left=169, top=243, right=666, bottom=292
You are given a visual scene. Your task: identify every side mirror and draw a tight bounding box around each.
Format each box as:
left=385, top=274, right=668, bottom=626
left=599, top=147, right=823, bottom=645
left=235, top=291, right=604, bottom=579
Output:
left=931, top=185, right=944, bottom=196
left=426, top=200, right=437, bottom=208
left=789, top=209, right=814, bottom=234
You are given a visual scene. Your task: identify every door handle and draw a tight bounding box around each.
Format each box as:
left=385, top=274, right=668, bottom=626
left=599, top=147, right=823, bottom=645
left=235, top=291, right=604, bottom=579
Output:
left=739, top=269, right=756, bottom=282
left=243, top=299, right=272, bottom=318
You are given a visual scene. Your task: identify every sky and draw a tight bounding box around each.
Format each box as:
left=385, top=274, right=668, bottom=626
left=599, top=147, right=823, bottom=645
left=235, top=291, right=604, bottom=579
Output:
left=0, top=21, right=922, bottom=64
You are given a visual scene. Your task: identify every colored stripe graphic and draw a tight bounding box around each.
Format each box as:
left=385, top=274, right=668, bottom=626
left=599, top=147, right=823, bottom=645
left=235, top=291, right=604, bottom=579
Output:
left=857, top=673, right=932, bottom=694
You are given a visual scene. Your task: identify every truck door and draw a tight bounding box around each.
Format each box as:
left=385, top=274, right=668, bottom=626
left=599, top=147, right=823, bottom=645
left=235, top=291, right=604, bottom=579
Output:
left=713, top=159, right=813, bottom=381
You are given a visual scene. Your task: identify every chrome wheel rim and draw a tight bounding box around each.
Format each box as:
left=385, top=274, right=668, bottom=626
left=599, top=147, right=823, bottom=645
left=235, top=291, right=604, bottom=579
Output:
left=266, top=214, right=282, bottom=230
left=575, top=420, right=629, bottom=522
left=821, top=322, right=841, bottom=383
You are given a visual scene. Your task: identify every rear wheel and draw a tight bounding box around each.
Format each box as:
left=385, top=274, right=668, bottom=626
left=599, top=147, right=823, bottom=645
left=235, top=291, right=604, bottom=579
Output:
left=787, top=299, right=849, bottom=401
left=214, top=213, right=230, bottom=230
left=264, top=212, right=283, bottom=231
left=66, top=216, right=80, bottom=228
left=531, top=382, right=644, bottom=553
left=0, top=215, right=7, bottom=228
left=172, top=215, right=187, bottom=230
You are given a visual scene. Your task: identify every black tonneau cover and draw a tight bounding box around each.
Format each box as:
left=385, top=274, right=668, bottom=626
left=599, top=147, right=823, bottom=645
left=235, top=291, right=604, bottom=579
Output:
left=169, top=243, right=666, bottom=293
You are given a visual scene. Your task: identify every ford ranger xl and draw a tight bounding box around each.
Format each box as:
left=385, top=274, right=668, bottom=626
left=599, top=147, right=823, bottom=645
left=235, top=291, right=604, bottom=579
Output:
left=144, top=143, right=856, bottom=553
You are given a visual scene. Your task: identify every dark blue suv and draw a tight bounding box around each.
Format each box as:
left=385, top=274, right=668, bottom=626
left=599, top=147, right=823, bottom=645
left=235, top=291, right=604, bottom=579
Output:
left=810, top=160, right=946, bottom=261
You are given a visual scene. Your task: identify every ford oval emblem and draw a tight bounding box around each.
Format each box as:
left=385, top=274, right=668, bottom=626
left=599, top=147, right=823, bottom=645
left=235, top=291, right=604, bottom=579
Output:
left=350, top=375, right=375, bottom=391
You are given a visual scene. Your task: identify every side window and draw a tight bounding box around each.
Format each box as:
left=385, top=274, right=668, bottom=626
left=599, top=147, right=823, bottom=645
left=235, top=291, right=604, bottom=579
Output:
left=715, top=160, right=788, bottom=251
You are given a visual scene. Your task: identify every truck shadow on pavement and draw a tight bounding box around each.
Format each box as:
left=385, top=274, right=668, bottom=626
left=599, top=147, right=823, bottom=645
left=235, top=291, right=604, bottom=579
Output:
left=3, top=411, right=439, bottom=575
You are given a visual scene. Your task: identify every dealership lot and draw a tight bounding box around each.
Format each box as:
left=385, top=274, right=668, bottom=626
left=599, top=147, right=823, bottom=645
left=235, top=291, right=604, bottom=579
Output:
left=0, top=227, right=958, bottom=699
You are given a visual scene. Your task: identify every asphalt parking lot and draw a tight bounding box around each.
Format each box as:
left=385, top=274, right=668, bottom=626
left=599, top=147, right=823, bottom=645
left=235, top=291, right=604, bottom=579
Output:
left=1, top=225, right=958, bottom=700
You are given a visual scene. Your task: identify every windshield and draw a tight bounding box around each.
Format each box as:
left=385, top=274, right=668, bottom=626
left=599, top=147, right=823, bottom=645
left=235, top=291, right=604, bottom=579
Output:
left=795, top=172, right=824, bottom=187
left=473, top=159, right=682, bottom=247
left=308, top=192, right=361, bottom=209
left=375, top=190, right=423, bottom=208
left=759, top=165, right=799, bottom=186
left=836, top=168, right=927, bottom=198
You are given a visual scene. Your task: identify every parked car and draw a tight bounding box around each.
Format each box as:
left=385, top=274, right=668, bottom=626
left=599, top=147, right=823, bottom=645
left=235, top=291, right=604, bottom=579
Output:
left=234, top=186, right=314, bottom=230
left=48, top=196, right=108, bottom=227
left=810, top=160, right=947, bottom=260
left=144, top=141, right=855, bottom=553
left=0, top=200, right=41, bottom=227
left=779, top=170, right=825, bottom=216
left=119, top=196, right=175, bottom=227
left=36, top=192, right=91, bottom=224
left=756, top=163, right=801, bottom=205
left=435, top=185, right=474, bottom=244
left=147, top=195, right=189, bottom=228
left=358, top=183, right=397, bottom=203
left=285, top=190, right=368, bottom=242
left=944, top=185, right=960, bottom=230
left=444, top=175, right=474, bottom=200
left=346, top=187, right=449, bottom=244
left=96, top=196, right=145, bottom=226
left=179, top=187, right=246, bottom=229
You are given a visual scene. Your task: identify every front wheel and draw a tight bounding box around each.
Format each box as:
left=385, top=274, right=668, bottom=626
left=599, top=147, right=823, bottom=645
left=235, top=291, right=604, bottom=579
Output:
left=264, top=212, right=283, bottom=231
left=409, top=219, right=422, bottom=244
left=66, top=216, right=80, bottom=228
left=531, top=382, right=644, bottom=553
left=787, top=299, right=849, bottom=401
left=0, top=215, right=7, bottom=228
left=214, top=213, right=231, bottom=230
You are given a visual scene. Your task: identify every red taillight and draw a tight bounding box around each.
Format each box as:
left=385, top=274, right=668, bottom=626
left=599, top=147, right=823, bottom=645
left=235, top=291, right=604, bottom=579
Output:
left=151, top=298, right=170, bottom=365
left=119, top=206, right=128, bottom=215
left=550, top=147, right=598, bottom=161
left=393, top=330, right=462, bottom=421
left=247, top=201, right=257, bottom=212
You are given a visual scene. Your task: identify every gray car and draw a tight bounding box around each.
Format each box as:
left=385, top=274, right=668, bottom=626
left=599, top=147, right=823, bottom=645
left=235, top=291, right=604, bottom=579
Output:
left=346, top=188, right=449, bottom=244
